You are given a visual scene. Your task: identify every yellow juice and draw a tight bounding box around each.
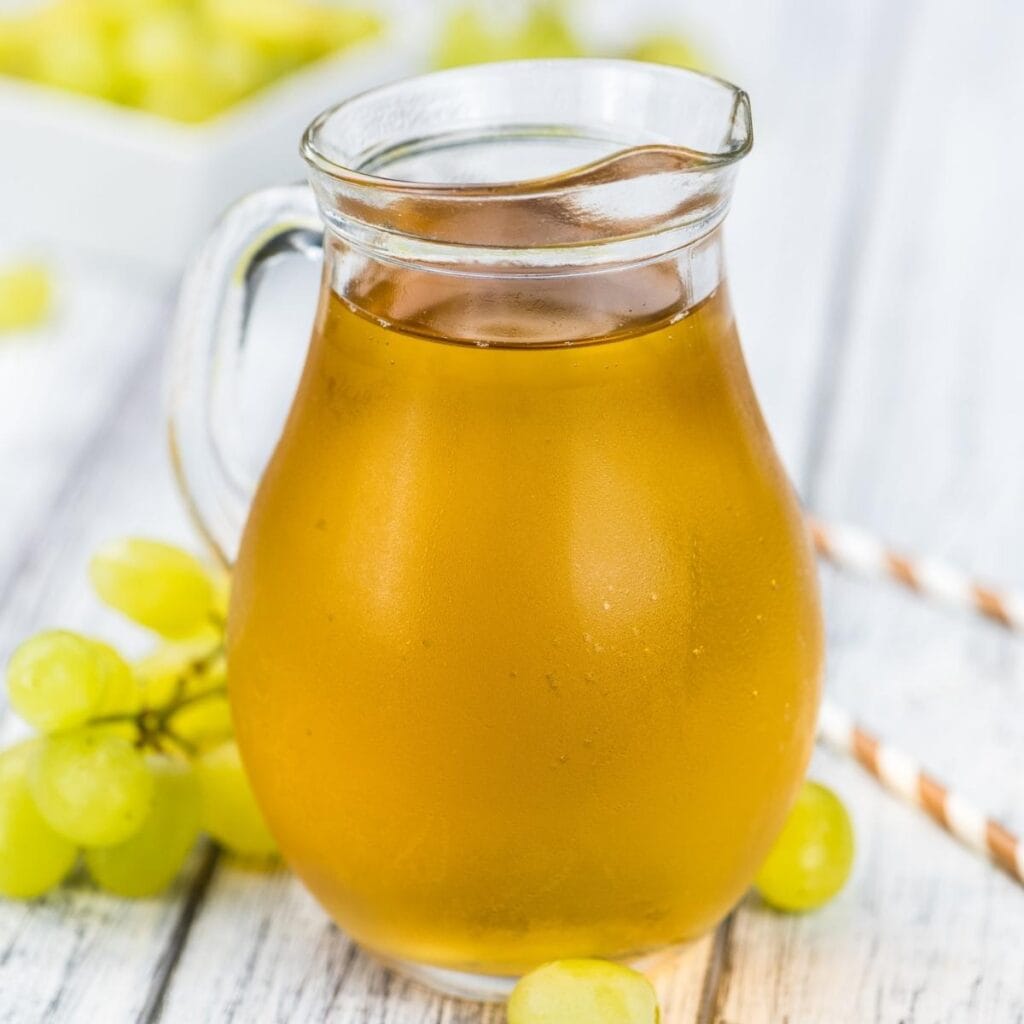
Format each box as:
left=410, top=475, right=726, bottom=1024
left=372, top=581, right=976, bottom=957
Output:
left=228, top=259, right=823, bottom=974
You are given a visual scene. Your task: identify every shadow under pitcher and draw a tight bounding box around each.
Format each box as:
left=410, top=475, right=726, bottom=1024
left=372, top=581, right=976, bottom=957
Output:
left=169, top=59, right=823, bottom=1001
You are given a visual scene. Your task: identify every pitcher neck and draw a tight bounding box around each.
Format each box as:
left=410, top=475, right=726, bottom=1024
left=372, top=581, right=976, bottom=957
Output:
left=322, top=227, right=728, bottom=348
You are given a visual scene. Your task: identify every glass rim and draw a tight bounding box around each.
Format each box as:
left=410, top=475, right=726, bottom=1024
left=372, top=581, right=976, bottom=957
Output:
left=299, top=58, right=753, bottom=198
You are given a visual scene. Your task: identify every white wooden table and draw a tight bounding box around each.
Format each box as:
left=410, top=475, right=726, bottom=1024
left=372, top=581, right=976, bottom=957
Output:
left=2, top=0, right=1024, bottom=1019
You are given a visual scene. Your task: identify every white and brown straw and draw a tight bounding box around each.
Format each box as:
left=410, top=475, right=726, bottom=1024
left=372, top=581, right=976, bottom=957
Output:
left=809, top=516, right=1024, bottom=633
left=811, top=516, right=1024, bottom=886
left=818, top=701, right=1024, bottom=886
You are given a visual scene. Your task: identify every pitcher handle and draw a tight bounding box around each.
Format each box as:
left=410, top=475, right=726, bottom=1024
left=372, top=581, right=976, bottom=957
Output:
left=167, top=185, right=324, bottom=569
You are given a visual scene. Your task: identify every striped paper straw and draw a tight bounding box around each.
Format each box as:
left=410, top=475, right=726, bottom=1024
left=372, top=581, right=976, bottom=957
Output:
left=818, top=700, right=1024, bottom=887
left=808, top=517, right=1024, bottom=633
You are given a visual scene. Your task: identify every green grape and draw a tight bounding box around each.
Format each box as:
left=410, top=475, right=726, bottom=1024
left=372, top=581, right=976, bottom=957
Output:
left=0, top=741, right=78, bottom=900
left=29, top=728, right=155, bottom=847
left=195, top=740, right=276, bottom=857
left=202, top=0, right=320, bottom=58
left=29, top=22, right=119, bottom=100
left=628, top=35, right=704, bottom=71
left=74, top=0, right=175, bottom=33
left=202, top=36, right=270, bottom=107
left=508, top=960, right=661, bottom=1024
left=209, top=568, right=231, bottom=625
left=319, top=8, right=381, bottom=52
left=134, top=638, right=231, bottom=749
left=0, top=15, right=33, bottom=77
left=434, top=3, right=581, bottom=70
left=0, top=262, right=52, bottom=332
left=172, top=694, right=233, bottom=750
left=6, top=630, right=133, bottom=733
left=86, top=756, right=199, bottom=897
left=755, top=780, right=855, bottom=912
left=133, top=69, right=232, bottom=123
left=94, top=641, right=142, bottom=717
left=90, top=538, right=215, bottom=638
left=135, top=637, right=226, bottom=707
left=434, top=9, right=500, bottom=68
left=516, top=4, right=583, bottom=59
left=117, top=9, right=202, bottom=83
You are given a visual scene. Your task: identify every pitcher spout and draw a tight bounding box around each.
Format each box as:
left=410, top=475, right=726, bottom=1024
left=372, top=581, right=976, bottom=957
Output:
left=300, top=59, right=753, bottom=272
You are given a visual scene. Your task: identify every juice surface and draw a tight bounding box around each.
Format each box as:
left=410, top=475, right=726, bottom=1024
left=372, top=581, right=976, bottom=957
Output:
left=229, top=268, right=823, bottom=974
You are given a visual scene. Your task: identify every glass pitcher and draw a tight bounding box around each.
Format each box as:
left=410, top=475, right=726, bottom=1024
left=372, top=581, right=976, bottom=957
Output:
left=169, top=59, right=823, bottom=999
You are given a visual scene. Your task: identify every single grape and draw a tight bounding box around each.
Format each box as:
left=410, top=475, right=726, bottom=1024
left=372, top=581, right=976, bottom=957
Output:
left=86, top=756, right=199, bottom=897
left=117, top=9, right=201, bottom=84
left=0, top=741, right=78, bottom=900
left=6, top=626, right=113, bottom=733
left=209, top=567, right=231, bottom=625
left=195, top=740, right=276, bottom=857
left=172, top=694, right=233, bottom=750
left=508, top=960, right=661, bottom=1024
left=433, top=9, right=501, bottom=68
left=29, top=728, right=155, bottom=847
left=0, top=263, right=52, bottom=332
left=89, top=538, right=215, bottom=638
left=516, top=4, right=583, bottom=59
left=628, top=35, right=704, bottom=71
left=93, top=641, right=142, bottom=717
left=29, top=22, right=119, bottom=100
left=202, top=36, right=270, bottom=108
left=755, top=780, right=855, bottom=912
left=135, top=638, right=226, bottom=707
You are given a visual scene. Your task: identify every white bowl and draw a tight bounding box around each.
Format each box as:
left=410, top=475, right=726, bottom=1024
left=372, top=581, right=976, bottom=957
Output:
left=0, top=21, right=429, bottom=275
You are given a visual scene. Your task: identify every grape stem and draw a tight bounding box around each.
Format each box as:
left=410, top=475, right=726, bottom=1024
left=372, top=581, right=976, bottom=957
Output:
left=89, top=643, right=226, bottom=754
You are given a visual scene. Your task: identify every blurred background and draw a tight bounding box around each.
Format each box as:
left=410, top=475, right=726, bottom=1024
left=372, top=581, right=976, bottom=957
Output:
left=2, top=1, right=1024, bottom=1019
left=0, top=0, right=879, bottom=558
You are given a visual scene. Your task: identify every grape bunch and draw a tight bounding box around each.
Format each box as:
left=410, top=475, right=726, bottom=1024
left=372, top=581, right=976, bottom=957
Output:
left=0, top=0, right=381, bottom=124
left=0, top=538, right=275, bottom=901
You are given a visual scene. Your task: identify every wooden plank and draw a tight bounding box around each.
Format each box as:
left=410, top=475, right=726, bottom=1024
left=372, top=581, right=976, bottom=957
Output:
left=719, top=0, right=1024, bottom=1018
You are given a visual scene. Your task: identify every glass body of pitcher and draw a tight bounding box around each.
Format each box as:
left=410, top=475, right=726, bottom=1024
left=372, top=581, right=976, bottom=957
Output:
left=170, top=59, right=823, bottom=999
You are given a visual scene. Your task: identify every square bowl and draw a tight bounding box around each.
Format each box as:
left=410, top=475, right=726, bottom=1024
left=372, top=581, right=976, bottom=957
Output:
left=0, top=18, right=430, bottom=275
